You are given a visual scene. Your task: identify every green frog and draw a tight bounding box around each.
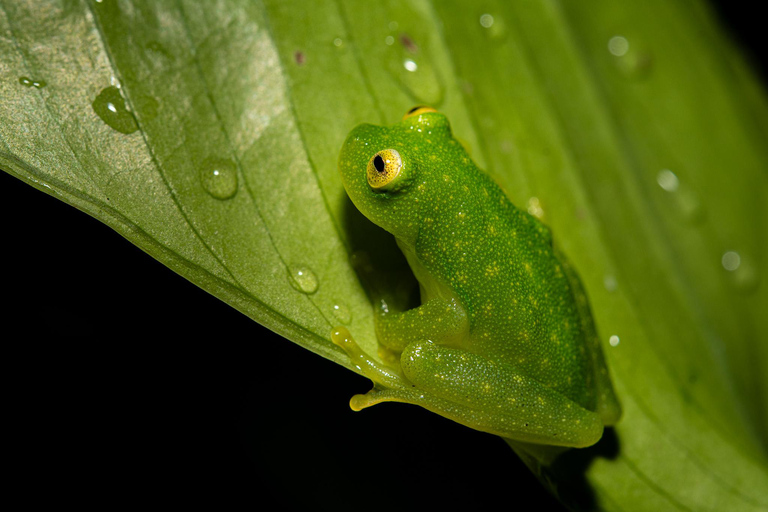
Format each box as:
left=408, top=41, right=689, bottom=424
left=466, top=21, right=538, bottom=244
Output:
left=334, top=107, right=620, bottom=457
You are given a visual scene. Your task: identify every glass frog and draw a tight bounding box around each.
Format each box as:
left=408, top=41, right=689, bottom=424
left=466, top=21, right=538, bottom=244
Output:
left=335, top=107, right=620, bottom=460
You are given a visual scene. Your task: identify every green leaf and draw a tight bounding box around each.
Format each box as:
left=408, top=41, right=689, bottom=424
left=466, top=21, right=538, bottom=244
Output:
left=2, top=0, right=767, bottom=510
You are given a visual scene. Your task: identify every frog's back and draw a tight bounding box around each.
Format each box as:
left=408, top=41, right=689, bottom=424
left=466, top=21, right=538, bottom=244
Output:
left=415, top=162, right=597, bottom=410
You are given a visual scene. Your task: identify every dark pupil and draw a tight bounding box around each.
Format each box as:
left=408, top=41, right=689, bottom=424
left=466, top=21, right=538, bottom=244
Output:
left=374, top=155, right=385, bottom=174
left=408, top=106, right=421, bottom=114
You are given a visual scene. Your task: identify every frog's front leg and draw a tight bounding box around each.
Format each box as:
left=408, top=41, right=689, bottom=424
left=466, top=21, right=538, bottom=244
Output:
left=375, top=296, right=469, bottom=352
left=332, top=296, right=469, bottom=409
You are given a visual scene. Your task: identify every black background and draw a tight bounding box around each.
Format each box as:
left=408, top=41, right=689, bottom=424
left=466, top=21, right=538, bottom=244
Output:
left=3, top=3, right=764, bottom=510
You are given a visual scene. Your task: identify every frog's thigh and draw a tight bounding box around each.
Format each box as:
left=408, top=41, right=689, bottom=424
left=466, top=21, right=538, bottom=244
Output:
left=400, top=341, right=604, bottom=448
left=376, top=297, right=468, bottom=352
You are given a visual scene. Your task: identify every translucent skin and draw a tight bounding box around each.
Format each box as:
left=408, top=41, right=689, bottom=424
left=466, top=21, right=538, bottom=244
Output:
left=336, top=111, right=620, bottom=449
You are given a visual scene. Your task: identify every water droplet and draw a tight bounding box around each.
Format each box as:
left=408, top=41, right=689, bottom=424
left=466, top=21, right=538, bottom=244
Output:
left=385, top=35, right=395, bottom=46
left=656, top=169, right=679, bottom=192
left=288, top=266, right=319, bottom=294
left=603, top=274, right=618, bottom=292
left=608, top=35, right=652, bottom=79
left=383, top=27, right=444, bottom=105
left=200, top=158, right=238, bottom=200
left=388, top=21, right=399, bottom=31
left=332, top=303, right=352, bottom=324
left=719, top=251, right=759, bottom=293
left=19, top=76, right=46, bottom=88
left=479, top=13, right=507, bottom=40
left=721, top=251, right=741, bottom=271
left=608, top=36, right=629, bottom=56
left=527, top=197, right=544, bottom=219
left=92, top=86, right=138, bottom=134
left=333, top=38, right=343, bottom=47
left=609, top=335, right=620, bottom=347
left=656, top=169, right=704, bottom=223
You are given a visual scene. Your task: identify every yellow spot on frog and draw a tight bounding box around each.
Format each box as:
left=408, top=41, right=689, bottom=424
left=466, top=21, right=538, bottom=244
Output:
left=485, top=262, right=501, bottom=277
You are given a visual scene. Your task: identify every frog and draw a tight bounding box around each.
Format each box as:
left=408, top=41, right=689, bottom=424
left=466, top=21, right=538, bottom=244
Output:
left=334, top=106, right=620, bottom=460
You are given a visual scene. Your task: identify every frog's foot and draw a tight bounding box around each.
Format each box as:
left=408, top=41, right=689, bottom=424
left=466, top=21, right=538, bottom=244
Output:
left=331, top=326, right=415, bottom=409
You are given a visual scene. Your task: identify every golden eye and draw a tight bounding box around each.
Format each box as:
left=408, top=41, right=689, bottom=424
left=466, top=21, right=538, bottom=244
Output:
left=402, top=105, right=438, bottom=120
left=366, top=149, right=403, bottom=189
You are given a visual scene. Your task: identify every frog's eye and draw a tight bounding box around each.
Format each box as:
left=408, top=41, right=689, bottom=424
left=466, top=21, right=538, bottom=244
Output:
left=366, top=149, right=403, bottom=189
left=403, top=105, right=438, bottom=120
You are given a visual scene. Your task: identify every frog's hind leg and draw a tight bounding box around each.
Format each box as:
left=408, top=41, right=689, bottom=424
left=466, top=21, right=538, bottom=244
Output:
left=398, top=341, right=605, bottom=448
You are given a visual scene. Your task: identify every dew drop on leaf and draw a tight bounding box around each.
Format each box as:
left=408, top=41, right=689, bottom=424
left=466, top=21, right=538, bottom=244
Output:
left=656, top=169, right=704, bottom=223
left=656, top=169, right=679, bottom=192
left=332, top=302, right=352, bottom=324
left=608, top=35, right=653, bottom=79
left=722, top=251, right=760, bottom=293
left=526, top=196, right=544, bottom=219
left=721, top=251, right=741, bottom=272
left=384, top=28, right=444, bottom=105
left=288, top=266, right=319, bottom=294
left=19, top=76, right=46, bottom=88
left=199, top=158, right=238, bottom=200
left=479, top=13, right=507, bottom=40
left=608, top=36, right=629, bottom=56
left=92, top=86, right=138, bottom=134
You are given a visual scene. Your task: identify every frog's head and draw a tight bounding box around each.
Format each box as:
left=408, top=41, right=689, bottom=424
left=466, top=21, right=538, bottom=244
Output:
left=339, top=107, right=455, bottom=248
